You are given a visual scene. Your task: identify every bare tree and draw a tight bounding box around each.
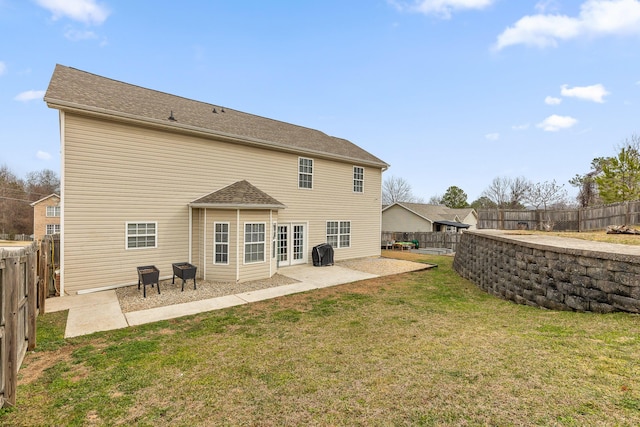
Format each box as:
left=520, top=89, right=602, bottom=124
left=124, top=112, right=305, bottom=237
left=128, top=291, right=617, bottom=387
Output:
left=428, top=194, right=443, bottom=205
left=481, top=176, right=531, bottom=209
left=523, top=180, right=568, bottom=210
left=383, top=175, right=416, bottom=205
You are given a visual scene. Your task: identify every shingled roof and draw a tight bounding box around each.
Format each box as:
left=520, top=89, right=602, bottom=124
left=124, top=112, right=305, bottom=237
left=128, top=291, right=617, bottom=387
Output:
left=44, top=64, right=388, bottom=168
left=190, top=180, right=286, bottom=209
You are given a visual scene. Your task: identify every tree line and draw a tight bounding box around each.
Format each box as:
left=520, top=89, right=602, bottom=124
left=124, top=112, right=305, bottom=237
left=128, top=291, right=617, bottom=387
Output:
left=383, top=134, right=640, bottom=210
left=0, top=165, right=60, bottom=236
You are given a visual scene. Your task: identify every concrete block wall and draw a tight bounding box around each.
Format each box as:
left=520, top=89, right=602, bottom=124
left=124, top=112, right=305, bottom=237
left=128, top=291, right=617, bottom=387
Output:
left=453, top=231, right=640, bottom=313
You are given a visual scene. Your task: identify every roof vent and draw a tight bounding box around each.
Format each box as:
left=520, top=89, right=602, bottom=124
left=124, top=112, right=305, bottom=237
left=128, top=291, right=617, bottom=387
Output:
left=221, top=107, right=225, bottom=113
left=168, top=110, right=177, bottom=121
left=212, top=108, right=217, bottom=113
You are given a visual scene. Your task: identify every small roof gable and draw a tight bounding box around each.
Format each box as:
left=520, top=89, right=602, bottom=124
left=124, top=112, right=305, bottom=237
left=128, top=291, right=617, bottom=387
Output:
left=30, top=193, right=60, bottom=207
left=190, top=180, right=286, bottom=210
left=44, top=65, right=388, bottom=169
left=384, top=202, right=476, bottom=224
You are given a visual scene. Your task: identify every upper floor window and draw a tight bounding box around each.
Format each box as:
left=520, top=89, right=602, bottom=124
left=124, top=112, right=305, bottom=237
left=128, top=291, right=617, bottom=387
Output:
left=214, top=222, right=229, bottom=264
left=46, top=206, right=61, bottom=217
left=126, top=222, right=157, bottom=249
left=353, top=166, right=364, bottom=193
left=299, top=157, right=313, bottom=189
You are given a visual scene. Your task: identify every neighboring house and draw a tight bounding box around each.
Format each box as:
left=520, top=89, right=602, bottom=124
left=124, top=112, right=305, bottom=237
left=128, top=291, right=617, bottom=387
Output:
left=30, top=194, right=60, bottom=241
left=44, top=65, right=388, bottom=295
left=382, top=203, right=477, bottom=233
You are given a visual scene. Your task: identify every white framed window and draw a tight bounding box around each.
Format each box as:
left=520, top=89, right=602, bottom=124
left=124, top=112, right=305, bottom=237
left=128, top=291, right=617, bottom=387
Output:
left=353, top=166, right=364, bottom=193
left=298, top=157, right=313, bottom=189
left=244, top=223, right=266, bottom=263
left=327, top=220, right=351, bottom=248
left=214, top=222, right=229, bottom=264
left=126, top=222, right=157, bottom=249
left=46, top=206, right=61, bottom=217
left=46, top=224, right=60, bottom=235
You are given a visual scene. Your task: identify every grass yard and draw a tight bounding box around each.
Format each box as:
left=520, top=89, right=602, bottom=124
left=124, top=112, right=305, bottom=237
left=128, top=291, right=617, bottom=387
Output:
left=507, top=229, right=640, bottom=246
left=3, top=252, right=640, bottom=426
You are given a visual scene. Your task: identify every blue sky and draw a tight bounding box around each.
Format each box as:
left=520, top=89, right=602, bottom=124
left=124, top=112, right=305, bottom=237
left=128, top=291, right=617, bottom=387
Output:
left=2, top=0, right=640, bottom=202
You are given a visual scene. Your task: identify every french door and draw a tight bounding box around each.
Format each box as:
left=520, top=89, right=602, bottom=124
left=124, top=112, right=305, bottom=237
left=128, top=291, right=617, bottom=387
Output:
left=277, top=223, right=306, bottom=266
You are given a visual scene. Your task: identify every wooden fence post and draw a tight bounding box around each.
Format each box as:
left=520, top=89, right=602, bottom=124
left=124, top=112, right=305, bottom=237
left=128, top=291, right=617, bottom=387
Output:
left=27, top=249, right=37, bottom=351
left=4, top=255, right=18, bottom=407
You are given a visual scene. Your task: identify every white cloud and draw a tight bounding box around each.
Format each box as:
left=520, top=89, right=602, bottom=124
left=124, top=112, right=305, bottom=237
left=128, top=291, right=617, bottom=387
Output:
left=389, top=0, right=495, bottom=19
left=495, top=0, right=640, bottom=50
left=545, top=96, right=562, bottom=105
left=512, top=123, right=530, bottom=130
left=0, top=61, right=6, bottom=76
left=14, top=90, right=46, bottom=102
left=64, top=28, right=98, bottom=41
left=36, top=0, right=110, bottom=25
left=537, top=114, right=578, bottom=131
left=36, top=151, right=52, bottom=160
left=561, top=83, right=610, bottom=103
left=535, top=0, right=561, bottom=13
left=485, top=132, right=500, bottom=141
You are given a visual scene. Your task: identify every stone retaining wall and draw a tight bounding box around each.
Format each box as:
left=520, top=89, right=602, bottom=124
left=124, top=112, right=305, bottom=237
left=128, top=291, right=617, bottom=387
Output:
left=453, top=231, right=640, bottom=313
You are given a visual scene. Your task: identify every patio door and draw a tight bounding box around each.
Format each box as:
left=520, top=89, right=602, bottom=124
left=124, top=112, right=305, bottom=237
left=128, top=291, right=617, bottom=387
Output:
left=277, top=223, right=306, bottom=266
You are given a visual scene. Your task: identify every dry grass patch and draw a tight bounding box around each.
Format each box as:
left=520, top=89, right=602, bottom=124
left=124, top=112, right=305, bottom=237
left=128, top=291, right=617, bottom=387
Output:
left=4, top=252, right=640, bottom=426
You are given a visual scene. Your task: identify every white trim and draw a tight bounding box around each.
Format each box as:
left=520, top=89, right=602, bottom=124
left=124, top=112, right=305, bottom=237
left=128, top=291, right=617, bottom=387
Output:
left=188, top=206, right=192, bottom=264
left=326, top=220, right=351, bottom=249
left=236, top=210, right=240, bottom=281
left=298, top=156, right=314, bottom=190
left=243, top=221, right=267, bottom=264
left=213, top=221, right=230, bottom=265
left=125, top=221, right=158, bottom=250
left=353, top=166, right=364, bottom=194
left=203, top=209, right=207, bottom=280
left=59, top=111, right=65, bottom=297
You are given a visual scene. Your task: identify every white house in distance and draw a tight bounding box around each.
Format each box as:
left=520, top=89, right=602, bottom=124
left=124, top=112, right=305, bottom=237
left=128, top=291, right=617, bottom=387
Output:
left=382, top=202, right=477, bottom=233
left=44, top=64, right=389, bottom=295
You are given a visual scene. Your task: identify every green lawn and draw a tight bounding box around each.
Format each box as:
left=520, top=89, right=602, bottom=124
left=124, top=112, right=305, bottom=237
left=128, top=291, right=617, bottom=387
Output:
left=3, top=253, right=640, bottom=426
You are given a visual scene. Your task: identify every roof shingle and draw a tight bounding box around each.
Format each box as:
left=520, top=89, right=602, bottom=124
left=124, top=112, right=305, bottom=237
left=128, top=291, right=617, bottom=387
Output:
left=44, top=64, right=388, bottom=168
left=190, top=180, right=285, bottom=209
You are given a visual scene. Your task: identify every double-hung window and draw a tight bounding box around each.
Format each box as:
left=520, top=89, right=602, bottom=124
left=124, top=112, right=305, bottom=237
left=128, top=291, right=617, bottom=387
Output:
left=353, top=166, right=364, bottom=193
left=299, top=157, right=313, bottom=189
left=245, top=223, right=265, bottom=263
left=46, top=206, right=61, bottom=217
left=126, top=222, right=157, bottom=249
left=326, top=220, right=351, bottom=248
left=214, top=222, right=229, bottom=264
left=46, top=224, right=60, bottom=235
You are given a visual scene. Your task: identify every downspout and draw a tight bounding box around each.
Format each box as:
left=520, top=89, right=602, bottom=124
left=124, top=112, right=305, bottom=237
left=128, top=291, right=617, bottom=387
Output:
left=188, top=205, right=192, bottom=264
left=59, top=111, right=65, bottom=297
left=203, top=209, right=207, bottom=280
left=236, top=209, right=240, bottom=282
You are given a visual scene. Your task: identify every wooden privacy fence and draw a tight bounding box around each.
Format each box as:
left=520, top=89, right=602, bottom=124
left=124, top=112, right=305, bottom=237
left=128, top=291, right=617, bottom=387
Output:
left=0, top=243, right=38, bottom=408
left=381, top=231, right=462, bottom=252
left=478, top=201, right=640, bottom=232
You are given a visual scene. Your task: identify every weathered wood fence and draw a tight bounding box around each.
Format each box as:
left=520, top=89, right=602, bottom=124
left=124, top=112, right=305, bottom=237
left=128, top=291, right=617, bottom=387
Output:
left=0, top=236, right=53, bottom=408
left=478, top=201, right=640, bottom=231
left=381, top=231, right=462, bottom=252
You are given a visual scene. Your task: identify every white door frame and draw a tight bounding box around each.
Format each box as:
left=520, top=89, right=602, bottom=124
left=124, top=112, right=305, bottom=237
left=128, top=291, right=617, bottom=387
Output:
left=277, top=222, right=307, bottom=266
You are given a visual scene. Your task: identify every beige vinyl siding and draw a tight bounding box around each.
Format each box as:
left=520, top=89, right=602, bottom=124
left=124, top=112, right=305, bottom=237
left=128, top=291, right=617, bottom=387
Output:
left=62, top=113, right=383, bottom=293
left=382, top=205, right=434, bottom=233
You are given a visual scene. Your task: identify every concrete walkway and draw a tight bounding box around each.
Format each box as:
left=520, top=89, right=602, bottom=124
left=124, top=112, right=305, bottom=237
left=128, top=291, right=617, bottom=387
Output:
left=45, top=263, right=413, bottom=338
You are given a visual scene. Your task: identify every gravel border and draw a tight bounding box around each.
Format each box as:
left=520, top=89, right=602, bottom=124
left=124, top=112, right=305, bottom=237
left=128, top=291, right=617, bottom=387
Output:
left=116, top=257, right=428, bottom=313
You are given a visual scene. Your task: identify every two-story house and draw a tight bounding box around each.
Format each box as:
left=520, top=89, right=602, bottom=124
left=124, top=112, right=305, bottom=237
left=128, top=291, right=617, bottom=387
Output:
left=44, top=65, right=389, bottom=295
left=30, top=193, right=61, bottom=241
